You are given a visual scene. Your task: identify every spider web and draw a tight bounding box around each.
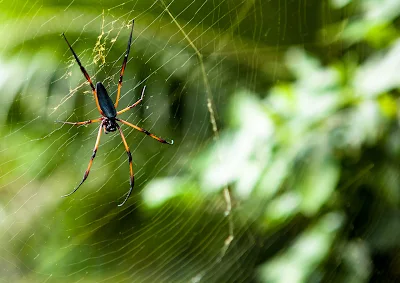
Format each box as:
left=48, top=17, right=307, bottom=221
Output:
left=0, top=0, right=334, bottom=282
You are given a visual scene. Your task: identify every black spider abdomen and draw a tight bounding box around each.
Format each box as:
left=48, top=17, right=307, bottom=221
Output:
left=96, top=82, right=117, bottom=118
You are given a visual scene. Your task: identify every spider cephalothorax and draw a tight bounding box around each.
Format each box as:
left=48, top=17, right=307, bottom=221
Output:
left=103, top=118, right=118, bottom=133
left=58, top=19, right=173, bottom=206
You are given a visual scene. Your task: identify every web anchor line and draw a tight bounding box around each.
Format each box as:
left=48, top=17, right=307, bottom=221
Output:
left=160, top=0, right=235, bottom=258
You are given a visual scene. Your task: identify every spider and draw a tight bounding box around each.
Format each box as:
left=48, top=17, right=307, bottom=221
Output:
left=59, top=19, right=173, bottom=206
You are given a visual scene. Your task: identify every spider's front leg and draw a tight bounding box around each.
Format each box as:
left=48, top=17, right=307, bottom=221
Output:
left=56, top=118, right=102, bottom=126
left=116, top=124, right=134, bottom=206
left=61, top=122, right=103, bottom=198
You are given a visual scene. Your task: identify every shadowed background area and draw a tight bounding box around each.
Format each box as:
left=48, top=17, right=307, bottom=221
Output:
left=0, top=0, right=400, bottom=282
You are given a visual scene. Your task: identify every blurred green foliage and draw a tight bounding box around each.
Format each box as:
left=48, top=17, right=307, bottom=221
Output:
left=1, top=0, right=400, bottom=282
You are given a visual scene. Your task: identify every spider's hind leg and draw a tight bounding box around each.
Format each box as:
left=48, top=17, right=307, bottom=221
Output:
left=117, top=118, right=173, bottom=145
left=115, top=19, right=135, bottom=108
left=116, top=86, right=145, bottom=115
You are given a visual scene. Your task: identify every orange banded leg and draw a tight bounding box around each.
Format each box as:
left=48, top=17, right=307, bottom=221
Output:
left=116, top=124, right=134, bottom=206
left=62, top=122, right=103, bottom=198
left=117, top=119, right=174, bottom=145
left=115, top=19, right=135, bottom=108
left=62, top=33, right=104, bottom=115
left=116, top=86, right=145, bottom=115
left=56, top=118, right=101, bottom=126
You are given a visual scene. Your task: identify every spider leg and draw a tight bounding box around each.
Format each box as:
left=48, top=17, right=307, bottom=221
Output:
left=117, top=118, right=173, bottom=145
left=62, top=122, right=103, bottom=198
left=116, top=124, right=134, bottom=206
left=56, top=118, right=101, bottom=126
left=115, top=19, right=135, bottom=108
left=62, top=33, right=104, bottom=115
left=116, top=86, right=145, bottom=115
